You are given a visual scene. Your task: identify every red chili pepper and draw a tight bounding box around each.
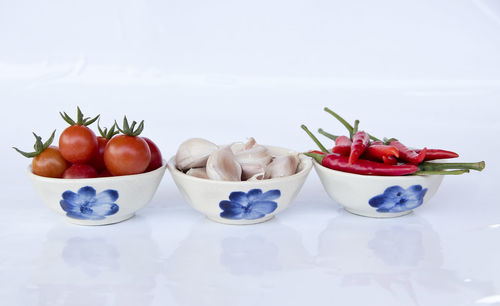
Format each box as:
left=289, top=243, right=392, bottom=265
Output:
left=348, top=131, right=370, bottom=164
left=390, top=140, right=427, bottom=165
left=362, top=144, right=399, bottom=162
left=382, top=155, right=398, bottom=165
left=331, top=136, right=352, bottom=156
left=308, top=150, right=326, bottom=155
left=415, top=149, right=459, bottom=161
left=306, top=152, right=418, bottom=176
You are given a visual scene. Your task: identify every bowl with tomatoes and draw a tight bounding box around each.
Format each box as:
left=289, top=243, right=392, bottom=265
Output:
left=15, top=108, right=167, bottom=225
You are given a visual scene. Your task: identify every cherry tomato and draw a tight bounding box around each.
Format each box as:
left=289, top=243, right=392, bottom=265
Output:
left=99, top=169, right=113, bottom=177
left=89, top=137, right=108, bottom=172
left=62, top=164, right=98, bottom=179
left=32, top=146, right=68, bottom=178
left=104, top=135, right=151, bottom=176
left=143, top=137, right=163, bottom=172
left=59, top=125, right=98, bottom=163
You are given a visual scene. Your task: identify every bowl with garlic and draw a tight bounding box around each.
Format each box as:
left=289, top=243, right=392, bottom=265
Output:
left=167, top=138, right=313, bottom=225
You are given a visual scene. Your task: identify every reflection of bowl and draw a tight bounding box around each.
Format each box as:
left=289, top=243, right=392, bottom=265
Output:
left=317, top=214, right=443, bottom=274
left=313, top=161, right=444, bottom=217
left=29, top=217, right=160, bottom=305
left=165, top=220, right=313, bottom=305
left=167, top=146, right=313, bottom=224
left=27, top=161, right=167, bottom=225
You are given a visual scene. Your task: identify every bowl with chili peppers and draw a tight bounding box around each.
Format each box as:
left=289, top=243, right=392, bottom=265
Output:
left=302, top=107, right=485, bottom=218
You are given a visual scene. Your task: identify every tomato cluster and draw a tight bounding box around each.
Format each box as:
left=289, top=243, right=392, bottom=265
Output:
left=14, top=108, right=162, bottom=179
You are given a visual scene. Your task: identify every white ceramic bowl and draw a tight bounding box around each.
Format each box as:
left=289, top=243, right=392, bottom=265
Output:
left=313, top=161, right=444, bottom=218
left=168, top=146, right=313, bottom=225
left=27, top=161, right=167, bottom=225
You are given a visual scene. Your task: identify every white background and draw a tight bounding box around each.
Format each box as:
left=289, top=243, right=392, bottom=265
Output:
left=1, top=1, right=500, bottom=305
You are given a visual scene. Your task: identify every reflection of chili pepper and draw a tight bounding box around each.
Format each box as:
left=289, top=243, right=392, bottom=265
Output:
left=390, top=140, right=427, bottom=165
left=306, top=152, right=418, bottom=176
left=332, top=136, right=352, bottom=156
left=363, top=145, right=399, bottom=162
left=415, top=149, right=459, bottom=161
left=349, top=131, right=370, bottom=164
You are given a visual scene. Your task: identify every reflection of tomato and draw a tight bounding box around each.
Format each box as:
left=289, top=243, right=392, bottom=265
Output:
left=143, top=137, right=163, bottom=172
left=32, top=146, right=68, bottom=178
left=89, top=137, right=108, bottom=172
left=62, top=164, right=98, bottom=179
left=59, top=125, right=98, bottom=163
left=104, top=135, right=151, bottom=176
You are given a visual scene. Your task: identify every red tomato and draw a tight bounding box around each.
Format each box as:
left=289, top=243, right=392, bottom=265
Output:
left=103, top=135, right=151, bottom=176
left=62, top=164, right=98, bottom=179
left=32, top=146, right=68, bottom=178
left=59, top=125, right=98, bottom=163
left=89, top=137, right=108, bottom=172
left=99, top=168, right=113, bottom=177
left=143, top=137, right=163, bottom=172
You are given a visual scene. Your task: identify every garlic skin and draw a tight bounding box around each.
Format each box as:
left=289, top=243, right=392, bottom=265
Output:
left=186, top=168, right=209, bottom=179
left=232, top=138, right=272, bottom=180
left=176, top=138, right=218, bottom=170
left=264, top=155, right=300, bottom=179
left=206, top=146, right=242, bottom=181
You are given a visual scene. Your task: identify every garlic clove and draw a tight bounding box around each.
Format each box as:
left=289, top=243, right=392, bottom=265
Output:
left=186, top=168, right=209, bottom=179
left=232, top=138, right=272, bottom=180
left=206, top=146, right=242, bottom=181
left=176, top=138, right=218, bottom=170
left=240, top=163, right=266, bottom=181
left=247, top=172, right=265, bottom=181
left=264, top=155, right=300, bottom=179
left=234, top=138, right=271, bottom=163
left=230, top=137, right=257, bottom=153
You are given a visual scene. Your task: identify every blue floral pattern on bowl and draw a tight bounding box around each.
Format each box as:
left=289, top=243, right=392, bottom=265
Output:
left=219, top=189, right=280, bottom=220
left=369, top=185, right=428, bottom=213
left=60, top=186, right=119, bottom=220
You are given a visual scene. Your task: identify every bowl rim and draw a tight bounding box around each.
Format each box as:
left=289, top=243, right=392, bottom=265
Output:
left=168, top=145, right=313, bottom=185
left=27, top=159, right=168, bottom=183
left=312, top=159, right=437, bottom=180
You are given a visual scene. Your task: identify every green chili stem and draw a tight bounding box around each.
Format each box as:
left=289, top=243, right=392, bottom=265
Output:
left=412, top=169, right=470, bottom=176
left=324, top=107, right=354, bottom=135
left=303, top=152, right=325, bottom=164
left=420, top=161, right=485, bottom=172
left=301, top=125, right=329, bottom=153
left=352, top=120, right=360, bottom=138
left=323, top=107, right=381, bottom=142
left=318, top=128, right=339, bottom=141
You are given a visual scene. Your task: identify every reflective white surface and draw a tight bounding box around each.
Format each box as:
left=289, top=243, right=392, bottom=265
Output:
left=1, top=0, right=500, bottom=305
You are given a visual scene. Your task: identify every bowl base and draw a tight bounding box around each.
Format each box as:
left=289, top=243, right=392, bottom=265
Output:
left=344, top=208, right=412, bottom=218
left=65, top=213, right=135, bottom=226
left=206, top=215, right=275, bottom=225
